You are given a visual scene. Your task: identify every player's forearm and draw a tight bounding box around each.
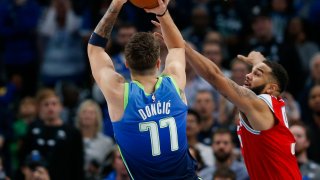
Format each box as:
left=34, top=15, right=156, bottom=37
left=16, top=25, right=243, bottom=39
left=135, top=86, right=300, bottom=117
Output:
left=94, top=1, right=124, bottom=39
left=185, top=42, right=222, bottom=81
left=87, top=1, right=124, bottom=78
left=157, top=11, right=184, bottom=49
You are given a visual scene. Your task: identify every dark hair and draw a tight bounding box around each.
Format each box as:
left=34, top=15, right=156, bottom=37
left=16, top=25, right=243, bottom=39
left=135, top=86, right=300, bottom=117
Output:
left=263, top=61, right=289, bottom=93
left=213, top=166, right=236, bottom=180
left=124, top=32, right=160, bottom=74
left=187, top=109, right=201, bottom=124
left=290, top=121, right=311, bottom=141
left=212, top=128, right=233, bottom=143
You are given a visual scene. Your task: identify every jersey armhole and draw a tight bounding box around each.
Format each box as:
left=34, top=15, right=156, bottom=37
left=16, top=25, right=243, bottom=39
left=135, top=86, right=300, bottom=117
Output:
left=123, top=83, right=129, bottom=110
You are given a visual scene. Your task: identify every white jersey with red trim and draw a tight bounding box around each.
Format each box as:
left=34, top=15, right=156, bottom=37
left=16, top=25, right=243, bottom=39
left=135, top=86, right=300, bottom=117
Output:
left=237, top=94, right=301, bottom=180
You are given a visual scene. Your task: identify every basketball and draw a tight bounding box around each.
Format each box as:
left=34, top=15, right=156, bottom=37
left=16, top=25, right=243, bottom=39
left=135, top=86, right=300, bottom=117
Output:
left=129, top=0, right=159, bottom=9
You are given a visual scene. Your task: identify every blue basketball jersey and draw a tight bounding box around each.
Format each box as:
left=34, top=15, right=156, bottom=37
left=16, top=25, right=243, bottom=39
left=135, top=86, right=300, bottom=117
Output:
left=112, top=76, right=197, bottom=180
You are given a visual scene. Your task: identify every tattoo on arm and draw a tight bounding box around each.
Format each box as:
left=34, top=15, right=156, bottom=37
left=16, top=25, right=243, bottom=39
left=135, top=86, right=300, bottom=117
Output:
left=94, top=2, right=121, bottom=38
left=226, top=79, right=256, bottom=98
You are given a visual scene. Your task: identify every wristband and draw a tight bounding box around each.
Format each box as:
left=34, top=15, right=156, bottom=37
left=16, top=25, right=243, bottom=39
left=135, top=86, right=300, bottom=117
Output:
left=156, top=8, right=168, bottom=17
left=88, top=32, right=108, bottom=48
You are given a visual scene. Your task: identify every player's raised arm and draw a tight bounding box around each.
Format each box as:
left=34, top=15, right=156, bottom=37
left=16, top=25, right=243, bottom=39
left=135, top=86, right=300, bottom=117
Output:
left=185, top=44, right=266, bottom=119
left=87, top=0, right=126, bottom=105
left=145, top=0, right=186, bottom=90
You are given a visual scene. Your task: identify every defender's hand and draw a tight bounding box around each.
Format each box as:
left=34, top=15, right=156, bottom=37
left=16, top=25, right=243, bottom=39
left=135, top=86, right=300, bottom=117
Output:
left=237, top=51, right=266, bottom=66
left=144, top=0, right=169, bottom=16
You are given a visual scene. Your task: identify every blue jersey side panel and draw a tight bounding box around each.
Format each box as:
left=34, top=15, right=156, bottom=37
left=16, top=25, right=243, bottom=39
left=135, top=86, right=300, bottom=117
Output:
left=112, top=76, right=197, bottom=180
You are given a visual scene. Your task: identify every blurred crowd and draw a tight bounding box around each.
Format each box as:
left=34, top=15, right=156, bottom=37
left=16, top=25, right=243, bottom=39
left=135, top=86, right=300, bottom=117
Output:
left=1, top=0, right=320, bottom=179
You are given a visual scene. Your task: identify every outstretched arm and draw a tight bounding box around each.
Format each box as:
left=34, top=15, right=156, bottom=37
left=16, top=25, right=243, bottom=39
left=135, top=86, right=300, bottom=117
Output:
left=87, top=0, right=126, bottom=119
left=146, top=0, right=186, bottom=90
left=185, top=43, right=265, bottom=116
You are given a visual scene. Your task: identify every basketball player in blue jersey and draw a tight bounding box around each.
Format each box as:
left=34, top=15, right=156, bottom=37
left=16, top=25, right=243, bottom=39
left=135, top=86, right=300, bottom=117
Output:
left=87, top=0, right=198, bottom=179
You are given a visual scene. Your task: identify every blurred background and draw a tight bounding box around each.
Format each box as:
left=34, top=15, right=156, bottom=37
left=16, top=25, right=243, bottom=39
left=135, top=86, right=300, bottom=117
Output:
left=1, top=0, right=320, bottom=179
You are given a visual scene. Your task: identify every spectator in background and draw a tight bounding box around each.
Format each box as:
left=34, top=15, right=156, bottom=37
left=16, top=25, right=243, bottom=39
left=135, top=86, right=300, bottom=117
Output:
left=246, top=6, right=281, bottom=61
left=0, top=0, right=41, bottom=97
left=21, top=89, right=84, bottom=180
left=269, top=0, right=292, bottom=43
left=282, top=92, right=301, bottom=122
left=103, top=147, right=129, bottom=180
left=208, top=0, right=246, bottom=58
left=187, top=109, right=214, bottom=167
left=189, top=146, right=214, bottom=180
left=299, top=53, right=320, bottom=123
left=213, top=167, right=236, bottom=180
left=182, top=5, right=211, bottom=50
left=111, top=23, right=137, bottom=81
left=0, top=156, right=9, bottom=180
left=219, top=59, right=250, bottom=125
left=307, top=84, right=320, bottom=164
left=185, top=43, right=213, bottom=107
left=10, top=97, right=37, bottom=172
left=290, top=121, right=320, bottom=180
left=39, top=0, right=85, bottom=87
left=285, top=17, right=319, bottom=76
left=194, top=90, right=220, bottom=145
left=202, top=42, right=231, bottom=78
left=20, top=150, right=50, bottom=180
left=218, top=59, right=250, bottom=147
left=211, top=129, right=249, bottom=180
left=76, top=100, right=114, bottom=180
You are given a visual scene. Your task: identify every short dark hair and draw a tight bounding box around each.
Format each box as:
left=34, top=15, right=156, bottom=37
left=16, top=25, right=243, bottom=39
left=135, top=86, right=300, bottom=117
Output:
left=212, top=128, right=233, bottom=143
left=124, top=32, right=160, bottom=74
left=213, top=166, right=236, bottom=180
left=187, top=109, right=201, bottom=124
left=263, top=61, right=289, bottom=93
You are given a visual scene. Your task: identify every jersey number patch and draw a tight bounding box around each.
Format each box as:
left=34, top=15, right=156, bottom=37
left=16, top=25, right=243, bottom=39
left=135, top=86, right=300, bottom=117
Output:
left=139, top=117, right=179, bottom=156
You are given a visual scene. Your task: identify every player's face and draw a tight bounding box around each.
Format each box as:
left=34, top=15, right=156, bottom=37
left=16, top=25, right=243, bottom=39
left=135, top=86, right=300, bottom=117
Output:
left=186, top=114, right=200, bottom=137
left=308, top=85, right=320, bottom=113
left=194, top=92, right=214, bottom=119
left=79, top=105, right=97, bottom=127
left=290, top=125, right=309, bottom=154
left=212, top=134, right=233, bottom=162
left=39, top=96, right=62, bottom=122
left=244, top=62, right=272, bottom=94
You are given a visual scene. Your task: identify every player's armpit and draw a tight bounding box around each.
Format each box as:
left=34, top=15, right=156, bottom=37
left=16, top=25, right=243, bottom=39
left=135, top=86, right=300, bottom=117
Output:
left=162, top=48, right=186, bottom=90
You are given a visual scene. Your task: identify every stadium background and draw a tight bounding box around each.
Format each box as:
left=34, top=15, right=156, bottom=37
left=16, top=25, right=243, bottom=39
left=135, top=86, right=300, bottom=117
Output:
left=0, top=0, right=320, bottom=179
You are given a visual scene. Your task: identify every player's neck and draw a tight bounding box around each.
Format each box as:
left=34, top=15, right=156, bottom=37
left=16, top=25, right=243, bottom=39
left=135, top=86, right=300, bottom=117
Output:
left=296, top=151, right=308, bottom=164
left=132, top=74, right=159, bottom=94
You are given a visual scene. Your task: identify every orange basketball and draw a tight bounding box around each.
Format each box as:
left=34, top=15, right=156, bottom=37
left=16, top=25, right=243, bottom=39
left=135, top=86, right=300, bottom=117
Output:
left=129, top=0, right=159, bottom=9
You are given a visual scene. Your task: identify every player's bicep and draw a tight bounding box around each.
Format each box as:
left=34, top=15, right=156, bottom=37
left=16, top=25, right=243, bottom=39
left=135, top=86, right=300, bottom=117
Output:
left=96, top=68, right=125, bottom=103
left=162, top=48, right=186, bottom=89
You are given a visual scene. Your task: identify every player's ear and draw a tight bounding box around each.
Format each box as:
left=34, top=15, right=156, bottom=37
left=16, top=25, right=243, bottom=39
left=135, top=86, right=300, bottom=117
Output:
left=266, top=83, right=278, bottom=94
left=156, top=58, right=161, bottom=69
left=125, top=61, right=129, bottom=68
